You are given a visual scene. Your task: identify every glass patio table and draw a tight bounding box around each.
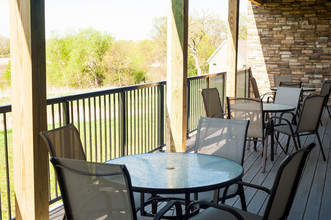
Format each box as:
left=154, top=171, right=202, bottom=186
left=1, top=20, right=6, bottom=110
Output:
left=107, top=152, right=243, bottom=216
left=270, top=86, right=316, bottom=92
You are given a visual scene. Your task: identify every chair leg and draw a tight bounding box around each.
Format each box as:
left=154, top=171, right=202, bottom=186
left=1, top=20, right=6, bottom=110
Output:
left=296, top=135, right=301, bottom=149
left=247, top=138, right=251, bottom=150
left=285, top=136, right=291, bottom=153
left=316, top=132, right=327, bottom=161
left=274, top=131, right=279, bottom=154
left=253, top=138, right=257, bottom=151
left=292, top=134, right=299, bottom=151
left=262, top=136, right=268, bottom=173
left=326, top=105, right=331, bottom=118
left=238, top=184, right=247, bottom=211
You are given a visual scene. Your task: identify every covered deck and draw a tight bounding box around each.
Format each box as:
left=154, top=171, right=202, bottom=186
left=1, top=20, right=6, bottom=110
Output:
left=5, top=0, right=330, bottom=219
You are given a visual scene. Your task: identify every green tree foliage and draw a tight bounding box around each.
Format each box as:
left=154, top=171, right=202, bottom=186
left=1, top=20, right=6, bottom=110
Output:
left=0, top=36, right=10, bottom=57
left=104, top=41, right=148, bottom=87
left=239, top=14, right=247, bottom=40
left=46, top=28, right=112, bottom=88
left=0, top=60, right=11, bottom=89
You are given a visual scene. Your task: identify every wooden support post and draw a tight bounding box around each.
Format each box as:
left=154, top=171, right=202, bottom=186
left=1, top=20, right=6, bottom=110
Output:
left=10, top=0, right=48, bottom=219
left=166, top=0, right=188, bottom=152
left=226, top=0, right=240, bottom=98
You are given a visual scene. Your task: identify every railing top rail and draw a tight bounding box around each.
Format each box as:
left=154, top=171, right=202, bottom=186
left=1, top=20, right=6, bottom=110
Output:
left=187, top=72, right=226, bottom=81
left=46, top=81, right=167, bottom=105
left=0, top=104, right=11, bottom=113
left=0, top=70, right=245, bottom=111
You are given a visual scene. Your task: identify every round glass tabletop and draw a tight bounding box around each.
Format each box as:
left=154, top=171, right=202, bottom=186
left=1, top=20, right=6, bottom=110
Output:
left=263, top=103, right=295, bottom=113
left=107, top=152, right=243, bottom=194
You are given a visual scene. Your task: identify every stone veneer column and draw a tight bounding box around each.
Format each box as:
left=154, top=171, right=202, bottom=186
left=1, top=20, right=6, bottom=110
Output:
left=247, top=0, right=331, bottom=95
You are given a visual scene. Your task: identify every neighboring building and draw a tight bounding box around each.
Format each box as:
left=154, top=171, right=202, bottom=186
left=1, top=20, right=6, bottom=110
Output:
left=207, top=40, right=247, bottom=74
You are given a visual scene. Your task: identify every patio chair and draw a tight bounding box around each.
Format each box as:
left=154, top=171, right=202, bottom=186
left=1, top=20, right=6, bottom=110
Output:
left=194, top=116, right=249, bottom=209
left=186, top=143, right=316, bottom=220
left=40, top=123, right=86, bottom=160
left=250, top=77, right=273, bottom=102
left=40, top=124, right=146, bottom=212
left=273, top=95, right=327, bottom=161
left=50, top=157, right=183, bottom=220
left=273, top=87, right=302, bottom=124
left=279, top=81, right=302, bottom=88
left=227, top=97, right=269, bottom=172
left=158, top=117, right=249, bottom=210
left=273, top=75, right=292, bottom=87
left=200, top=88, right=227, bottom=118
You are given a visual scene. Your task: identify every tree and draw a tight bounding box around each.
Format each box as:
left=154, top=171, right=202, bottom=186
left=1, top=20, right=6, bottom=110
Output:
left=188, top=11, right=226, bottom=75
left=104, top=41, right=147, bottom=87
left=46, top=28, right=112, bottom=88
left=151, top=12, right=227, bottom=77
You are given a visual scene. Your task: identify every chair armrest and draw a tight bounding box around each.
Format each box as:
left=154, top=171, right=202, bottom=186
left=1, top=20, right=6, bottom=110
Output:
left=186, top=200, right=244, bottom=220
left=261, top=92, right=275, bottom=103
left=271, top=115, right=293, bottom=127
left=153, top=200, right=183, bottom=220
left=237, top=181, right=271, bottom=195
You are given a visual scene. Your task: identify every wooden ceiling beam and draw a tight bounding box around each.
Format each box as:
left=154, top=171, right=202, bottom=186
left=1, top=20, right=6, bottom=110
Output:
left=249, top=0, right=264, bottom=6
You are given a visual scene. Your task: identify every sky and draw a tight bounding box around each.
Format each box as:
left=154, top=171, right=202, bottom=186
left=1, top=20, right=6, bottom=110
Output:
left=0, top=0, right=247, bottom=41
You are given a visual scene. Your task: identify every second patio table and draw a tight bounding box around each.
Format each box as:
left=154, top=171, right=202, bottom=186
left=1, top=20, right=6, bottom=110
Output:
left=107, top=152, right=243, bottom=216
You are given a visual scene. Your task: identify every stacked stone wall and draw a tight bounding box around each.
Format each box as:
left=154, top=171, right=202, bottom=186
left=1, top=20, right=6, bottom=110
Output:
left=247, top=0, right=331, bottom=96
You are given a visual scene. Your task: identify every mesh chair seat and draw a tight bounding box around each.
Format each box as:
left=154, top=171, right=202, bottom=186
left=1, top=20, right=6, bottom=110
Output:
left=194, top=117, right=249, bottom=209
left=40, top=123, right=86, bottom=160
left=158, top=117, right=249, bottom=210
left=250, top=77, right=274, bottom=102
left=274, top=75, right=292, bottom=87
left=51, top=157, right=183, bottom=220
left=227, top=97, right=271, bottom=172
left=273, top=87, right=302, bottom=125
left=200, top=88, right=226, bottom=118
left=279, top=81, right=302, bottom=88
left=187, top=143, right=316, bottom=220
left=274, top=95, right=327, bottom=160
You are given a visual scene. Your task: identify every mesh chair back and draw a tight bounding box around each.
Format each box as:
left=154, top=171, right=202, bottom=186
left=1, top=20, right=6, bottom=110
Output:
left=274, top=75, right=292, bottom=87
left=200, top=88, right=225, bottom=118
left=296, top=95, right=326, bottom=133
left=279, top=81, right=302, bottom=88
left=194, top=117, right=249, bottom=165
left=40, top=124, right=86, bottom=160
left=274, top=87, right=302, bottom=123
left=227, top=97, right=264, bottom=139
left=320, top=80, right=331, bottom=97
left=264, top=143, right=315, bottom=220
left=51, top=157, right=136, bottom=220
left=250, top=77, right=260, bottom=98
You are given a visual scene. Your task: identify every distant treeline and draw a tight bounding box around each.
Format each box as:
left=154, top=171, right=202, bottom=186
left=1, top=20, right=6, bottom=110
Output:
left=0, top=12, right=247, bottom=90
